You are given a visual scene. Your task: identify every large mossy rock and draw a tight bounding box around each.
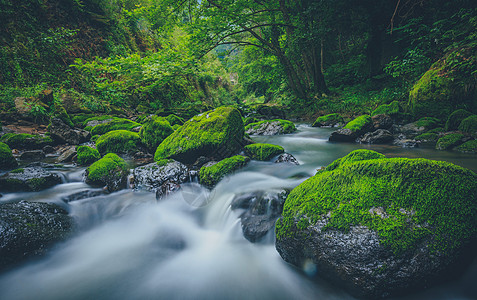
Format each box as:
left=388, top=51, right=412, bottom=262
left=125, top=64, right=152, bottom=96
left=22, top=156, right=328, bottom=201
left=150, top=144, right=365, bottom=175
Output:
left=96, top=130, right=142, bottom=155
left=0, top=142, right=18, bottom=170
left=0, top=167, right=62, bottom=192
left=456, top=140, right=477, bottom=153
left=275, top=150, right=477, bottom=299
left=312, top=113, right=344, bottom=127
left=85, top=153, right=129, bottom=192
left=0, top=133, right=53, bottom=150
left=76, top=145, right=100, bottom=166
left=0, top=201, right=74, bottom=271
left=445, top=109, right=473, bottom=131
left=244, top=143, right=284, bottom=161
left=435, top=133, right=465, bottom=150
left=458, top=115, right=477, bottom=136
left=154, top=107, right=244, bottom=164
left=371, top=101, right=401, bottom=117
left=139, top=116, right=174, bottom=152
left=329, top=115, right=373, bottom=142
left=199, top=155, right=250, bottom=187
left=90, top=118, right=142, bottom=135
left=245, top=119, right=296, bottom=135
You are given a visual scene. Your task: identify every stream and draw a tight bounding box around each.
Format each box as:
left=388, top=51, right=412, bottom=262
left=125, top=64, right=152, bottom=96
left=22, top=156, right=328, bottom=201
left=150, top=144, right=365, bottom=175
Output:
left=0, top=124, right=476, bottom=300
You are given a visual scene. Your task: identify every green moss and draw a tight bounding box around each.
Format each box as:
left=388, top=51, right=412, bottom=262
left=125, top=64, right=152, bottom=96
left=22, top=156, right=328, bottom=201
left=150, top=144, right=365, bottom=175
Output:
left=0, top=133, right=53, bottom=149
left=71, top=113, right=96, bottom=126
left=415, top=117, right=441, bottom=130
left=243, top=117, right=260, bottom=126
left=414, top=132, right=438, bottom=142
left=199, top=155, right=250, bottom=187
left=27, top=177, right=47, bottom=191
left=172, top=124, right=181, bottom=131
left=408, top=60, right=463, bottom=119
left=154, top=107, right=244, bottom=164
left=0, top=142, right=18, bottom=169
left=458, top=115, right=477, bottom=135
left=343, top=115, right=372, bottom=132
left=90, top=135, right=100, bottom=143
left=96, top=130, right=142, bottom=155
left=82, top=115, right=114, bottom=127
left=276, top=151, right=477, bottom=255
left=428, top=127, right=444, bottom=134
left=371, top=101, right=401, bottom=117
left=445, top=109, right=473, bottom=131
left=436, top=133, right=465, bottom=150
left=9, top=168, right=24, bottom=173
left=90, top=118, right=142, bottom=135
left=244, top=143, right=284, bottom=161
left=52, top=102, right=73, bottom=127
left=245, top=119, right=296, bottom=134
left=76, top=146, right=100, bottom=166
left=325, top=149, right=385, bottom=171
left=86, top=153, right=128, bottom=185
left=165, top=114, right=185, bottom=126
left=455, top=140, right=477, bottom=153
left=312, top=113, right=344, bottom=127
left=139, top=116, right=174, bottom=152
left=156, top=158, right=174, bottom=167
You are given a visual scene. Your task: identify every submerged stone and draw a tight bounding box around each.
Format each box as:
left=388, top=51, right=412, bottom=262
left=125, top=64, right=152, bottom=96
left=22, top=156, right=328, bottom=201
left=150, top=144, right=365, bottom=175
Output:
left=0, top=167, right=62, bottom=192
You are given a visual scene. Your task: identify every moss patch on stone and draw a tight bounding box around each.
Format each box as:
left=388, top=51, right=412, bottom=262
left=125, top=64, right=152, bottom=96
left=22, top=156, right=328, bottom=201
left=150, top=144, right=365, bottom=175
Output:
left=455, top=140, right=477, bottom=153
left=343, top=115, right=372, bottom=132
left=96, top=130, right=142, bottom=155
left=276, top=149, right=477, bottom=255
left=0, top=142, right=18, bottom=169
left=245, top=119, right=296, bottom=134
left=312, top=113, right=344, bottom=127
left=371, top=101, right=401, bottom=117
left=154, top=107, right=244, bottom=164
left=244, top=143, right=284, bottom=161
left=165, top=114, right=185, bottom=126
left=445, top=109, right=473, bottom=131
left=199, top=155, right=250, bottom=187
left=139, top=116, right=174, bottom=152
left=76, top=145, right=100, bottom=166
left=414, top=132, right=439, bottom=142
left=0, top=133, right=53, bottom=149
left=243, top=116, right=260, bottom=126
left=325, top=149, right=385, bottom=171
left=414, top=117, right=441, bottom=130
left=436, top=133, right=465, bottom=150
left=85, top=153, right=128, bottom=187
left=90, top=118, right=142, bottom=135
left=52, top=102, right=73, bottom=127
left=458, top=115, right=477, bottom=135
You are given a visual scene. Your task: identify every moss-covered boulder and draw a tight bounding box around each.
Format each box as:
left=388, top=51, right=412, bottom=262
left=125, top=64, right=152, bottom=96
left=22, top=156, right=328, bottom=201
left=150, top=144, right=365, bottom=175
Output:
left=82, top=115, right=114, bottom=131
left=90, top=118, right=142, bottom=135
left=51, top=102, right=73, bottom=128
left=244, top=143, right=284, bottom=161
left=243, top=116, right=260, bottom=126
left=245, top=119, right=296, bottom=135
left=435, top=133, right=465, bottom=150
left=276, top=150, right=477, bottom=299
left=458, top=115, right=477, bottom=135
left=0, top=133, right=53, bottom=150
left=76, top=146, right=100, bottom=166
left=455, top=139, right=477, bottom=153
left=414, top=132, right=439, bottom=142
left=325, top=149, right=385, bottom=171
left=85, top=153, right=129, bottom=192
left=154, top=107, right=244, bottom=164
left=0, top=167, right=62, bottom=192
left=165, top=114, right=185, bottom=126
left=371, top=101, right=401, bottom=117
left=139, top=116, right=174, bottom=152
left=445, top=109, right=473, bottom=131
left=312, top=113, right=344, bottom=127
left=199, top=155, right=250, bottom=187
left=0, top=142, right=18, bottom=170
left=96, top=130, right=142, bottom=155
left=329, top=115, right=373, bottom=142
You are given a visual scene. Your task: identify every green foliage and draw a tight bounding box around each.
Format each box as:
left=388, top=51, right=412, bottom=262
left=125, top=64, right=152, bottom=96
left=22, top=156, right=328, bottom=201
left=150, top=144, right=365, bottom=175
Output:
left=52, top=102, right=74, bottom=127
left=154, top=107, right=244, bottom=164
left=343, top=115, right=372, bottom=132
left=199, top=155, right=250, bottom=187
left=76, top=145, right=100, bottom=166
left=445, top=109, right=473, bottom=131
left=458, top=115, right=477, bottom=135
left=138, top=116, right=174, bottom=152
left=312, top=113, right=344, bottom=127
left=384, top=49, right=431, bottom=83
left=86, top=153, right=128, bottom=185
left=371, top=101, right=401, bottom=117
left=276, top=150, right=477, bottom=255
left=0, top=142, right=18, bottom=169
left=96, top=130, right=142, bottom=155
left=244, top=143, right=284, bottom=161
left=165, top=114, right=185, bottom=126
left=455, top=140, right=477, bottom=153
left=90, top=118, right=142, bottom=135
left=436, top=133, right=465, bottom=150
left=0, top=133, right=53, bottom=149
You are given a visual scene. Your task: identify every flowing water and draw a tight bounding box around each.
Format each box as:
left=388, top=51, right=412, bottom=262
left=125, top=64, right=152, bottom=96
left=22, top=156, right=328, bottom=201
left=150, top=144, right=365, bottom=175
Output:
left=0, top=125, right=476, bottom=300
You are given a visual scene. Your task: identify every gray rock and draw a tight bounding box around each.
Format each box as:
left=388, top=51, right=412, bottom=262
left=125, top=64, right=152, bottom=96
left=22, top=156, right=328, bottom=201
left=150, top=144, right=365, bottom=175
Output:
left=42, top=145, right=55, bottom=154
left=372, top=114, right=393, bottom=130
left=61, top=189, right=107, bottom=203
left=19, top=150, right=46, bottom=161
left=56, top=146, right=77, bottom=163
left=84, top=118, right=113, bottom=129
left=328, top=128, right=359, bottom=142
left=245, top=120, right=294, bottom=135
left=0, top=201, right=73, bottom=271
left=359, top=129, right=394, bottom=144
left=48, top=118, right=91, bottom=145
left=0, top=167, right=62, bottom=192
left=274, top=153, right=299, bottom=165
left=393, top=136, right=420, bottom=148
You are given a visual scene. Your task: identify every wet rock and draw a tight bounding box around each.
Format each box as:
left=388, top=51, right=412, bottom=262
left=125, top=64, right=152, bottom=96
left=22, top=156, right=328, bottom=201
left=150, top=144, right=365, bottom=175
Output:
left=48, top=118, right=90, bottom=145
left=274, top=153, right=299, bottom=165
left=61, top=189, right=107, bottom=203
left=56, top=146, right=77, bottom=163
left=42, top=145, right=55, bottom=154
left=155, top=181, right=182, bottom=200
left=84, top=153, right=129, bottom=192
left=245, top=119, right=296, bottom=136
left=393, top=136, right=420, bottom=148
left=358, top=129, right=394, bottom=144
left=0, top=201, right=74, bottom=271
left=329, top=115, right=374, bottom=143
left=0, top=167, right=62, bottom=192
left=328, top=128, right=359, bottom=142
left=19, top=150, right=46, bottom=161
left=372, top=114, right=393, bottom=130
